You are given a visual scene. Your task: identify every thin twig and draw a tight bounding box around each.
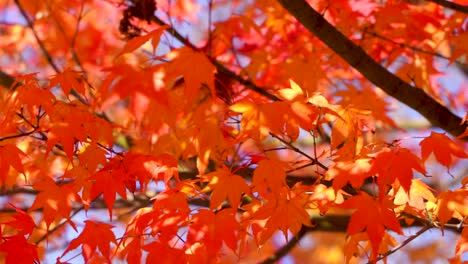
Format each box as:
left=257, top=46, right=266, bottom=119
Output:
left=35, top=206, right=84, bottom=245
left=207, top=0, right=213, bottom=56
left=260, top=225, right=308, bottom=264
left=370, top=225, right=432, bottom=263
left=269, top=132, right=328, bottom=170
left=14, top=0, right=60, bottom=73
left=14, top=0, right=89, bottom=105
left=149, top=15, right=280, bottom=102
left=363, top=30, right=468, bottom=68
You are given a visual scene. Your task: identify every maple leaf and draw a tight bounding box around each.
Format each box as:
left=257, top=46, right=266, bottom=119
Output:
left=393, top=179, right=436, bottom=217
left=60, top=220, right=117, bottom=263
left=340, top=192, right=403, bottom=262
left=4, top=75, right=56, bottom=115
left=420, top=131, right=468, bottom=167
left=89, top=157, right=128, bottom=218
left=252, top=158, right=288, bottom=195
left=330, top=107, right=372, bottom=159
left=44, top=101, right=89, bottom=159
left=186, top=209, right=240, bottom=257
left=3, top=203, right=36, bottom=236
left=118, top=25, right=169, bottom=55
left=253, top=190, right=312, bottom=245
left=124, top=152, right=179, bottom=189
left=152, top=181, right=199, bottom=214
left=0, top=235, right=40, bottom=264
left=50, top=68, right=85, bottom=97
left=326, top=158, right=372, bottom=191
left=78, top=143, right=108, bottom=172
left=434, top=189, right=468, bottom=227
left=29, top=177, right=81, bottom=230
left=309, top=184, right=345, bottom=214
left=143, top=241, right=187, bottom=264
left=454, top=226, right=468, bottom=260
left=166, top=47, right=216, bottom=103
left=370, top=147, right=426, bottom=199
left=0, top=143, right=27, bottom=185
left=203, top=166, right=250, bottom=209
left=116, top=237, right=142, bottom=264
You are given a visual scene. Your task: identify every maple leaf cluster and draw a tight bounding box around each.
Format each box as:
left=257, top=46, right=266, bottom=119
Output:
left=0, top=0, right=467, bottom=263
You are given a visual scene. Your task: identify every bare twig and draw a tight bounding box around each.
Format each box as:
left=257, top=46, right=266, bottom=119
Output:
left=269, top=132, right=328, bottom=170
left=370, top=225, right=432, bottom=263
left=260, top=225, right=308, bottom=264
left=363, top=30, right=468, bottom=68
left=14, top=0, right=89, bottom=105
left=149, top=15, right=281, bottom=102
left=34, top=206, right=84, bottom=245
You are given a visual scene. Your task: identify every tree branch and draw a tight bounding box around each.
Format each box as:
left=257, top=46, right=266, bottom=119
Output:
left=13, top=0, right=60, bottom=73
left=149, top=15, right=281, bottom=102
left=276, top=0, right=467, bottom=139
left=260, top=225, right=308, bottom=264
left=371, top=225, right=432, bottom=264
left=426, top=0, right=468, bottom=14
left=14, top=0, right=89, bottom=105
left=260, top=214, right=463, bottom=264
left=0, top=70, right=16, bottom=88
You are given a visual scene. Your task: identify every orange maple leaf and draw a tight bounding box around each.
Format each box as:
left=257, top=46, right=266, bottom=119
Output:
left=166, top=47, right=216, bottom=103
left=5, top=75, right=56, bottom=115
left=29, top=177, right=81, bottom=230
left=340, top=192, right=403, bottom=262
left=326, top=158, right=372, bottom=191
left=124, top=152, right=179, bottom=189
left=89, top=158, right=128, bottom=218
left=435, top=189, right=468, bottom=227
left=420, top=131, right=468, bottom=167
left=253, top=190, right=312, bottom=245
left=60, top=220, right=117, bottom=263
left=203, top=166, right=250, bottom=209
left=50, top=68, right=85, bottom=97
left=393, top=179, right=436, bottom=218
left=0, top=143, right=27, bottom=186
left=252, top=158, right=288, bottom=195
left=118, top=25, right=169, bottom=55
left=370, top=147, right=426, bottom=199
left=186, top=209, right=240, bottom=257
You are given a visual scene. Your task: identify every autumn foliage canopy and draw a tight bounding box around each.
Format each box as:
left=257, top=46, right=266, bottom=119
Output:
left=0, top=0, right=468, bottom=263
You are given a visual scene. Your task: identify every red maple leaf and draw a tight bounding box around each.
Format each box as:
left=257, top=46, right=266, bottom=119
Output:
left=340, top=192, right=403, bottom=262
left=60, top=220, right=117, bottom=263
left=29, top=177, right=80, bottom=230
left=420, top=131, right=468, bottom=167
left=0, top=235, right=39, bottom=264
left=203, top=166, right=250, bottom=209
left=89, top=157, right=128, bottom=218
left=370, top=147, right=426, bottom=199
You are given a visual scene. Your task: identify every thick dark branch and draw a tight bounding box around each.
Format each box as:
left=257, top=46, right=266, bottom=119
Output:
left=426, top=0, right=468, bottom=14
left=277, top=0, right=467, bottom=139
left=0, top=70, right=16, bottom=88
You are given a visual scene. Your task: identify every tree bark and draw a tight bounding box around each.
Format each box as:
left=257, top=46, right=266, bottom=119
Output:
left=277, top=0, right=467, bottom=139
